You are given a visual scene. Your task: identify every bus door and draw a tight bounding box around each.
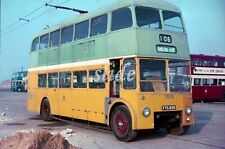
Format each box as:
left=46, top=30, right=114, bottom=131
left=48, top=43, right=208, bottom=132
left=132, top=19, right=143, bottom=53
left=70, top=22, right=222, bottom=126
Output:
left=120, top=58, right=138, bottom=100
left=110, top=59, right=120, bottom=98
left=87, top=65, right=109, bottom=123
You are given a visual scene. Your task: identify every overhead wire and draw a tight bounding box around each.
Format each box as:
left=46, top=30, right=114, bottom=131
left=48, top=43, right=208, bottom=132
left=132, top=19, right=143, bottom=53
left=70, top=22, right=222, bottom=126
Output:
left=1, top=0, right=72, bottom=37
left=29, top=0, right=72, bottom=22
left=0, top=0, right=54, bottom=35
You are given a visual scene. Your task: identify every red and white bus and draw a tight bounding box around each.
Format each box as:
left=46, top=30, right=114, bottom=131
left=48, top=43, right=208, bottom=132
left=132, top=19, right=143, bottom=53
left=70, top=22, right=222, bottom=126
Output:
left=191, top=54, right=225, bottom=102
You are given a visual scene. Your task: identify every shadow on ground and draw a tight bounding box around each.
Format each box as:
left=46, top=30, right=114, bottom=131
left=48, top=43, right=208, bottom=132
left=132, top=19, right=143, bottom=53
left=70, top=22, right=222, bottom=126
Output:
left=187, top=110, right=213, bottom=135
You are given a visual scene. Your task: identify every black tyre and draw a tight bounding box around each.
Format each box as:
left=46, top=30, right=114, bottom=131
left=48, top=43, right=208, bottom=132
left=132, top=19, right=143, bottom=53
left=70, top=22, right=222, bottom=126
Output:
left=110, top=105, right=137, bottom=142
left=41, top=98, right=53, bottom=121
left=167, top=125, right=190, bottom=135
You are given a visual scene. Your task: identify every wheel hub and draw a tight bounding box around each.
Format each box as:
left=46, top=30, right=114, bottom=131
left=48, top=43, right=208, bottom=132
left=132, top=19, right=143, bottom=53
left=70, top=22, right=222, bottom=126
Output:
left=113, top=112, right=129, bottom=137
left=118, top=121, right=124, bottom=127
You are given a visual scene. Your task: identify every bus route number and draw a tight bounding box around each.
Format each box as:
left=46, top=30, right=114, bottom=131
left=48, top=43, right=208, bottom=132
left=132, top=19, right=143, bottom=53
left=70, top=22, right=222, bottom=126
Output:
left=159, top=34, right=172, bottom=43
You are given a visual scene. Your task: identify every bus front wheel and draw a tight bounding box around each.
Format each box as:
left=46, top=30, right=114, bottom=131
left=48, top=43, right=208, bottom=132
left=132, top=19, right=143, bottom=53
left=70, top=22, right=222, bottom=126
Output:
left=41, top=99, right=53, bottom=121
left=110, top=105, right=137, bottom=142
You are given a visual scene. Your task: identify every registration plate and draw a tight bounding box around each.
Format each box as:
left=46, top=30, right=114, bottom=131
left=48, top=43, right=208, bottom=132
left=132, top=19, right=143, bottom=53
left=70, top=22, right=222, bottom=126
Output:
left=162, top=105, right=176, bottom=111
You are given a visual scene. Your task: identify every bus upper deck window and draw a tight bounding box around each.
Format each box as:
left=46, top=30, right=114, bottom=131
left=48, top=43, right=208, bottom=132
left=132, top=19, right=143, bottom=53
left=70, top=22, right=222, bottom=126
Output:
left=111, top=7, right=132, bottom=31
left=136, top=7, right=161, bottom=29
left=31, top=37, right=39, bottom=51
left=75, top=20, right=89, bottom=40
left=91, top=14, right=107, bottom=37
left=40, top=34, right=49, bottom=49
left=163, top=11, right=184, bottom=32
left=61, top=25, right=74, bottom=44
left=50, top=30, right=60, bottom=47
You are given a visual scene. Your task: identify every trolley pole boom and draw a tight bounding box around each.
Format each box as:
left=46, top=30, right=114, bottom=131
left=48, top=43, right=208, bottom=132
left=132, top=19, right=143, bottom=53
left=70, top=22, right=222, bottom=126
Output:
left=45, top=3, right=88, bottom=14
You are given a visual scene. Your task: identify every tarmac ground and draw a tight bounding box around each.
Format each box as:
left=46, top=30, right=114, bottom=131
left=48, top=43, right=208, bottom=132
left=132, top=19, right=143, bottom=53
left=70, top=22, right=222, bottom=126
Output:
left=0, top=89, right=225, bottom=149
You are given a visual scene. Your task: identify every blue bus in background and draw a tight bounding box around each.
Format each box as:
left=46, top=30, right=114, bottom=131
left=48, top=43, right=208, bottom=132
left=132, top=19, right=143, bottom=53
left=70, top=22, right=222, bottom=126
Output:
left=11, top=71, right=28, bottom=92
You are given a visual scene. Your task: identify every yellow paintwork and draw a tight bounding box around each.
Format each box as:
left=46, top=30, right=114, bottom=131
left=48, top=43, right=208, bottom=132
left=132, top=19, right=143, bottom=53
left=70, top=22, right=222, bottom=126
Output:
left=27, top=57, right=194, bottom=130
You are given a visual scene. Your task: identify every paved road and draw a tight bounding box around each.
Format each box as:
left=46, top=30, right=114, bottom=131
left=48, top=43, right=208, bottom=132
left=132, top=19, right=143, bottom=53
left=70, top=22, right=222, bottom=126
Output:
left=0, top=89, right=225, bottom=149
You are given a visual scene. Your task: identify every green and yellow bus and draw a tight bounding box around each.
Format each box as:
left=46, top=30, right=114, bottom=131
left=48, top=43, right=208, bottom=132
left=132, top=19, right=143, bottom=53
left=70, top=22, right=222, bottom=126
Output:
left=27, top=0, right=194, bottom=141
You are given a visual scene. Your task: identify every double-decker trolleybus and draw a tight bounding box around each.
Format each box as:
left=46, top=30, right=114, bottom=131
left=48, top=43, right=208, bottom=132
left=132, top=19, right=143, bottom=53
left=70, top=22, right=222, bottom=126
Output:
left=191, top=54, right=225, bottom=102
left=27, top=0, right=194, bottom=141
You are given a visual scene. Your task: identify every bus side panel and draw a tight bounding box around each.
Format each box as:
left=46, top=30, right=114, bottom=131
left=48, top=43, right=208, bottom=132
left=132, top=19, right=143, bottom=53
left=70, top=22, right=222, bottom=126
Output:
left=71, top=88, right=88, bottom=121
left=120, top=90, right=139, bottom=130
left=193, top=86, right=225, bottom=101
left=87, top=89, right=108, bottom=123
left=46, top=86, right=59, bottom=116
left=86, top=65, right=109, bottom=124
left=58, top=89, right=74, bottom=118
left=27, top=72, right=41, bottom=113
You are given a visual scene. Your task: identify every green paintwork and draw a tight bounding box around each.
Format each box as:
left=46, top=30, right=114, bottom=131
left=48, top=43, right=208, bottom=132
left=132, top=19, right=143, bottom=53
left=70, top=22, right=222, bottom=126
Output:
left=29, top=0, right=190, bottom=68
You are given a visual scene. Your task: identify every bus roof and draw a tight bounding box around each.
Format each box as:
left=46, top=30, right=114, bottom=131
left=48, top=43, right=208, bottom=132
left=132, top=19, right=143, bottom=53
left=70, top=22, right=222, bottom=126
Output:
left=191, top=54, right=225, bottom=61
left=35, top=0, right=180, bottom=37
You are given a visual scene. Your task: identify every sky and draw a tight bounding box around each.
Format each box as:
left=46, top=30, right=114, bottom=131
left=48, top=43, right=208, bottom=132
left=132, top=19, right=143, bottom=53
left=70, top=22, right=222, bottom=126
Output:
left=0, top=0, right=225, bottom=82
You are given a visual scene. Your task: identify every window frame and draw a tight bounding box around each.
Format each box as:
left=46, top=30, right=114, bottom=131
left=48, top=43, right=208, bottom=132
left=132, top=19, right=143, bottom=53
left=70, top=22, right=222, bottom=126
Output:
left=194, top=78, right=202, bottom=86
left=48, top=73, right=58, bottom=88
left=73, top=71, right=87, bottom=88
left=38, top=74, right=47, bottom=88
left=135, top=6, right=162, bottom=30
left=111, top=7, right=133, bottom=31
left=59, top=72, right=72, bottom=88
left=203, top=78, right=210, bottom=86
left=61, top=25, right=74, bottom=44
left=39, top=33, right=49, bottom=50
left=123, top=58, right=136, bottom=90
left=90, top=14, right=108, bottom=37
left=89, top=69, right=106, bottom=89
left=75, top=20, right=89, bottom=40
left=162, top=10, right=184, bottom=33
left=140, top=59, right=168, bottom=92
left=31, top=37, right=40, bottom=52
left=50, top=29, right=60, bottom=47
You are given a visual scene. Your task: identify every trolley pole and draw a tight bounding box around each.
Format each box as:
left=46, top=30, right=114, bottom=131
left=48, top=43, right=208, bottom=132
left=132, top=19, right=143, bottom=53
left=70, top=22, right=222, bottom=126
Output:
left=45, top=3, right=88, bottom=14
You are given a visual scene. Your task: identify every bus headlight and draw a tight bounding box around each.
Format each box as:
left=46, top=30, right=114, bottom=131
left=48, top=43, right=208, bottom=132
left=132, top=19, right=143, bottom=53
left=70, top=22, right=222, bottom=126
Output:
left=186, top=106, right=192, bottom=115
left=142, top=107, right=150, bottom=117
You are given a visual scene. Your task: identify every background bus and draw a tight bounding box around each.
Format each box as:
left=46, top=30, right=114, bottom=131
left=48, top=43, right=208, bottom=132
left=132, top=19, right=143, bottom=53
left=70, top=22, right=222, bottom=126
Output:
left=27, top=0, right=194, bottom=141
left=191, top=54, right=225, bottom=102
left=11, top=71, right=28, bottom=92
